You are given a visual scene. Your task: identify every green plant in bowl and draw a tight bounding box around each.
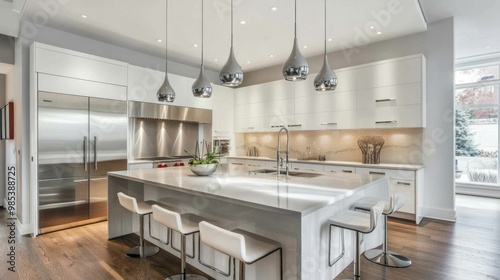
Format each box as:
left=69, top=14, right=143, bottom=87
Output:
left=184, top=147, right=219, bottom=176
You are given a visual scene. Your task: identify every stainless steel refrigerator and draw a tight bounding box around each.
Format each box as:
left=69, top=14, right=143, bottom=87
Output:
left=37, top=92, right=127, bottom=234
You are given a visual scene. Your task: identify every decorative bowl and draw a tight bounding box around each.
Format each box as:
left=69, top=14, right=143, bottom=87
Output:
left=188, top=163, right=218, bottom=176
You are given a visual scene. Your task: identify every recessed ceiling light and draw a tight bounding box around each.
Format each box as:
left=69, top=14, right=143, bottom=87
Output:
left=193, top=44, right=198, bottom=47
left=214, top=58, right=218, bottom=62
left=157, top=39, right=162, bottom=43
left=240, top=20, right=246, bottom=25
left=271, top=6, right=277, bottom=11
left=81, top=14, right=87, bottom=18
left=246, top=61, right=250, bottom=64
left=269, top=54, right=274, bottom=58
left=377, top=31, right=382, bottom=35
left=328, top=38, right=332, bottom=42
left=303, top=45, right=308, bottom=49
left=369, top=25, right=375, bottom=29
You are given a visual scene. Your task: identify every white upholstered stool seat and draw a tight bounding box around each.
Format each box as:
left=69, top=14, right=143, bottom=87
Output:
left=152, top=205, right=209, bottom=280
left=328, top=201, right=385, bottom=279
left=352, top=193, right=412, bottom=268
left=117, top=192, right=161, bottom=258
left=199, top=221, right=283, bottom=280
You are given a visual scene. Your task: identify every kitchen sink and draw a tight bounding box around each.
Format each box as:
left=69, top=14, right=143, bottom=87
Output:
left=249, top=169, right=323, bottom=178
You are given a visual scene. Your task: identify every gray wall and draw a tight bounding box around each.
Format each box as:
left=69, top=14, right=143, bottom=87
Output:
left=243, top=18, right=457, bottom=221
left=0, top=35, right=15, bottom=65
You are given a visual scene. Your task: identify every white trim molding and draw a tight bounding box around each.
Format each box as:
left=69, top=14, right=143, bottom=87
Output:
left=456, top=182, right=500, bottom=199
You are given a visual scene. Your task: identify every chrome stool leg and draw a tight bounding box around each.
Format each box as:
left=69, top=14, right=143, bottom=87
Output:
left=126, top=214, right=160, bottom=258
left=167, top=233, right=208, bottom=280
left=363, top=215, right=411, bottom=268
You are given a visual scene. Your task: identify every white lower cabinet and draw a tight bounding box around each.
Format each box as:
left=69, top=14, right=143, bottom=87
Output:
left=245, top=159, right=267, bottom=168
left=323, top=165, right=355, bottom=173
left=355, top=167, right=422, bottom=222
left=128, top=162, right=153, bottom=170
left=291, top=162, right=324, bottom=172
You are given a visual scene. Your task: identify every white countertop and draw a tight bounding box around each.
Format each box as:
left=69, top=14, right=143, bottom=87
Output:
left=108, top=164, right=388, bottom=216
left=226, top=156, right=423, bottom=171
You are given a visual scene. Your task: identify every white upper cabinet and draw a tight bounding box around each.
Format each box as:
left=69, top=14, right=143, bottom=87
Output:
left=186, top=78, right=213, bottom=110
left=356, top=56, right=423, bottom=89
left=212, top=84, right=235, bottom=137
left=34, top=42, right=127, bottom=86
left=128, top=65, right=188, bottom=106
left=356, top=54, right=426, bottom=128
left=294, top=90, right=357, bottom=114
left=295, top=110, right=357, bottom=131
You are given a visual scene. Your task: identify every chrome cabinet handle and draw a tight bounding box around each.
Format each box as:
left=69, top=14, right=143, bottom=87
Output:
left=231, top=163, right=244, bottom=165
left=397, top=181, right=411, bottom=186
left=342, top=170, right=353, bottom=173
left=287, top=124, right=302, bottom=127
left=94, top=136, right=98, bottom=171
left=375, top=120, right=397, bottom=124
left=369, top=171, right=386, bottom=175
left=321, top=122, right=337, bottom=126
left=271, top=125, right=285, bottom=128
left=375, top=98, right=396, bottom=102
left=83, top=136, right=87, bottom=171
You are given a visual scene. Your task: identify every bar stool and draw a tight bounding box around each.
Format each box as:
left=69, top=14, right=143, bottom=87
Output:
left=117, top=192, right=160, bottom=258
left=352, top=193, right=412, bottom=268
left=151, top=204, right=208, bottom=280
left=328, top=201, right=385, bottom=279
left=198, top=221, right=283, bottom=280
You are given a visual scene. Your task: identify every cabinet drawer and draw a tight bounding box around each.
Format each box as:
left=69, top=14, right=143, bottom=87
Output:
left=291, top=163, right=324, bottom=172
left=324, top=165, right=355, bottom=173
left=357, top=57, right=422, bottom=89
left=355, top=167, right=415, bottom=181
left=389, top=179, right=415, bottom=214
left=357, top=83, right=422, bottom=109
left=227, top=159, right=245, bottom=166
left=357, top=104, right=423, bottom=128
left=245, top=159, right=267, bottom=168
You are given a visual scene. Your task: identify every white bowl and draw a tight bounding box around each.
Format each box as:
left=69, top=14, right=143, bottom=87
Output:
left=188, top=163, right=218, bottom=176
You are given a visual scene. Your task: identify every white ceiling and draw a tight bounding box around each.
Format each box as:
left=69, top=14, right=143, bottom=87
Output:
left=20, top=0, right=426, bottom=71
left=3, top=1, right=500, bottom=71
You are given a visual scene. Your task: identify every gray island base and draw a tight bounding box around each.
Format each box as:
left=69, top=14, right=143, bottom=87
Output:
left=108, top=164, right=389, bottom=280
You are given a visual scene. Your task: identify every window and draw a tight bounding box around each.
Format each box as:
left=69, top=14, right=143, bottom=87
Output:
left=455, top=63, right=499, bottom=187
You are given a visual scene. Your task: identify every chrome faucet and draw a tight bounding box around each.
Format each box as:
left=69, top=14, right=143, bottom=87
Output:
left=276, top=127, right=290, bottom=177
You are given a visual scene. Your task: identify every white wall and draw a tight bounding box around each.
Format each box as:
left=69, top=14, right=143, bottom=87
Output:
left=243, top=18, right=457, bottom=221
left=0, top=74, right=5, bottom=206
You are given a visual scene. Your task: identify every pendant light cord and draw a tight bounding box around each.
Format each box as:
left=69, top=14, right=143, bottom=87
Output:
left=231, top=0, right=234, bottom=48
left=294, top=0, right=297, bottom=39
left=201, top=0, right=204, bottom=66
left=165, top=0, right=168, bottom=72
left=324, top=0, right=326, bottom=55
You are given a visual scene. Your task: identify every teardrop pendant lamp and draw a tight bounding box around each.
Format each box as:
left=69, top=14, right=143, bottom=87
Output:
left=219, top=0, right=243, bottom=86
left=282, top=0, right=309, bottom=81
left=157, top=0, right=176, bottom=102
left=314, top=0, right=337, bottom=91
left=192, top=0, right=212, bottom=98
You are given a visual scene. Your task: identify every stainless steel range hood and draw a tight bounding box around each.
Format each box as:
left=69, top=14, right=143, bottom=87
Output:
left=129, top=101, right=212, bottom=124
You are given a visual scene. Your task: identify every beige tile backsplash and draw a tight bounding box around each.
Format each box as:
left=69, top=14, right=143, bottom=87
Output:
left=235, top=128, right=424, bottom=165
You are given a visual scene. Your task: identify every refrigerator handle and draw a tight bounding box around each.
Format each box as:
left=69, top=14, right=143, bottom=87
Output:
left=83, top=136, right=87, bottom=171
left=94, top=136, right=98, bottom=170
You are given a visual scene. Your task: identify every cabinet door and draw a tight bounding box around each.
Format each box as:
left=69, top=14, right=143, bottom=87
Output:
left=35, top=46, right=128, bottom=86
left=227, top=158, right=245, bottom=166
left=323, top=165, right=355, bottom=174
left=245, top=159, right=267, bottom=168
left=295, top=90, right=357, bottom=114
left=295, top=110, right=357, bottom=130
left=186, top=78, right=213, bottom=109
left=357, top=83, right=422, bottom=109
left=389, top=179, right=415, bottom=214
left=291, top=162, right=324, bottom=172
left=128, top=162, right=153, bottom=170
left=212, top=85, right=235, bottom=137
left=355, top=167, right=415, bottom=181
left=357, top=105, right=423, bottom=128
left=357, top=56, right=423, bottom=90
left=234, top=117, right=265, bottom=132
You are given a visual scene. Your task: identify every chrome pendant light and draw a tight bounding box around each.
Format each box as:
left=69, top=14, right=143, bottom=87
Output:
left=192, top=0, right=212, bottom=98
left=157, top=0, right=175, bottom=102
left=314, top=0, right=337, bottom=91
left=282, top=0, right=309, bottom=81
left=219, top=0, right=243, bottom=86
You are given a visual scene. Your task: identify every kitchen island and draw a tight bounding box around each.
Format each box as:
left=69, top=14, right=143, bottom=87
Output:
left=108, top=164, right=389, bottom=280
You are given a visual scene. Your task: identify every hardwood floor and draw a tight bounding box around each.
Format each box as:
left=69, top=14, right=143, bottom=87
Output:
left=0, top=195, right=498, bottom=280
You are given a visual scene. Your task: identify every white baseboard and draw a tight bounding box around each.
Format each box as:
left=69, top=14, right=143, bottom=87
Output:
left=456, top=184, right=500, bottom=199
left=16, top=219, right=33, bottom=236
left=422, top=206, right=457, bottom=222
